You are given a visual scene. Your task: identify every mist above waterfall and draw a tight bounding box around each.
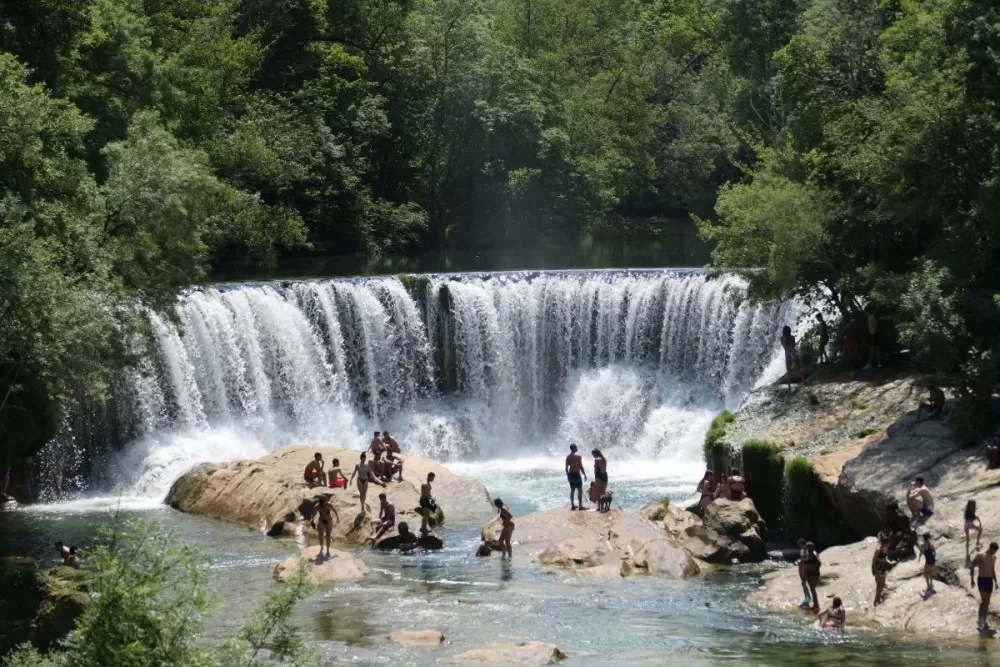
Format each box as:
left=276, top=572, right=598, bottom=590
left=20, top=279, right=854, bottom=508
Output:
left=43, top=270, right=795, bottom=499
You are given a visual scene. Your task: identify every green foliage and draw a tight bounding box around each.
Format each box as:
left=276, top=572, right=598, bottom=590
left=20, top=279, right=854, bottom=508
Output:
left=893, top=261, right=965, bottom=373
left=703, top=410, right=735, bottom=471
left=740, top=440, right=785, bottom=531
left=1, top=510, right=311, bottom=667
left=784, top=456, right=856, bottom=547
left=950, top=397, right=1000, bottom=448
left=648, top=496, right=671, bottom=522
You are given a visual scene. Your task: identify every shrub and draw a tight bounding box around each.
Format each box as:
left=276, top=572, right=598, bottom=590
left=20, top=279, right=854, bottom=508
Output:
left=950, top=396, right=1000, bottom=448
left=703, top=410, right=736, bottom=472
left=648, top=497, right=671, bottom=522
left=741, top=440, right=785, bottom=530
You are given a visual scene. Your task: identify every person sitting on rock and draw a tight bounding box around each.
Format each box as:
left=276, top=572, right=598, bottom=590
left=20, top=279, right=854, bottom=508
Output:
left=369, top=431, right=385, bottom=455
left=65, top=546, right=80, bottom=569
left=906, top=476, right=934, bottom=522
left=916, top=384, right=945, bottom=422
left=714, top=475, right=729, bottom=500
left=367, top=493, right=396, bottom=544
left=419, top=472, right=437, bottom=534
left=817, top=596, right=845, bottom=629
left=383, top=431, right=401, bottom=454
left=303, top=452, right=328, bottom=487
left=802, top=542, right=822, bottom=612
left=371, top=452, right=392, bottom=483
left=385, top=450, right=404, bottom=482
left=728, top=468, right=746, bottom=501
left=697, top=471, right=715, bottom=510
left=328, top=458, right=348, bottom=488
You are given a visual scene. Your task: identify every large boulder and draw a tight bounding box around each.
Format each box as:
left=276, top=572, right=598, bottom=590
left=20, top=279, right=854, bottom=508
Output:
left=703, top=498, right=768, bottom=561
left=387, top=629, right=445, bottom=646
left=481, top=508, right=699, bottom=579
left=165, top=445, right=494, bottom=546
left=448, top=641, right=567, bottom=665
left=273, top=546, right=367, bottom=583
left=641, top=502, right=740, bottom=565
left=747, top=539, right=982, bottom=636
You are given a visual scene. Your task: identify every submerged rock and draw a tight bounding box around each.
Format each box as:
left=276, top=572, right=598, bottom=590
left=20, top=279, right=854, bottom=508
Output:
left=449, top=641, right=567, bottom=665
left=387, top=629, right=445, bottom=646
left=481, top=507, right=699, bottom=579
left=165, top=445, right=493, bottom=547
left=273, top=546, right=367, bottom=583
left=0, top=558, right=90, bottom=655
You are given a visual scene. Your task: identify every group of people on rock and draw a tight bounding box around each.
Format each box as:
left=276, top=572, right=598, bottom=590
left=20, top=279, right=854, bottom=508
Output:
left=565, top=444, right=610, bottom=511
left=778, top=306, right=885, bottom=391
left=695, top=468, right=746, bottom=510
left=795, top=476, right=999, bottom=634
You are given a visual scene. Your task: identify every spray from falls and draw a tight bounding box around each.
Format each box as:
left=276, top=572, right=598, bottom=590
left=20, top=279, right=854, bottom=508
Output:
left=39, top=271, right=796, bottom=499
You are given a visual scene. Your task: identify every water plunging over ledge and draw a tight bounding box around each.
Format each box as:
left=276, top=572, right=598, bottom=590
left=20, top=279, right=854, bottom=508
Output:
left=38, top=269, right=796, bottom=500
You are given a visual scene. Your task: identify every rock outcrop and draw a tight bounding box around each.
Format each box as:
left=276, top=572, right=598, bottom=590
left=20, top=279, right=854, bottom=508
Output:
left=273, top=546, right=367, bottom=583
left=448, top=641, right=567, bottom=665
left=165, top=445, right=494, bottom=546
left=0, top=558, right=90, bottom=655
left=748, top=539, right=982, bottom=636
left=481, top=508, right=699, bottom=579
left=387, top=629, right=445, bottom=646
left=702, top=498, right=768, bottom=561
left=640, top=502, right=742, bottom=564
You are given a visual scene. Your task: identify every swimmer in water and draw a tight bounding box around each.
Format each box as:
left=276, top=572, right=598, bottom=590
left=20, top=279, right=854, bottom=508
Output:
left=816, top=596, right=845, bottom=629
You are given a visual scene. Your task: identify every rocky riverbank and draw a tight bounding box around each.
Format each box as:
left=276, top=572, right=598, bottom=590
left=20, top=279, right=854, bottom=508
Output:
left=165, top=445, right=495, bottom=546
left=728, top=366, right=1000, bottom=636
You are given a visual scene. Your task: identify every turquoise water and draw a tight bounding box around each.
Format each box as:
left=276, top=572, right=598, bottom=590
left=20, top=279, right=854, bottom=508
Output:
left=2, top=466, right=996, bottom=665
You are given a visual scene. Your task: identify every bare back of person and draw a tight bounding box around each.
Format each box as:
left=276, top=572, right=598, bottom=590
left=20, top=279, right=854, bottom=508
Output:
left=566, top=452, right=583, bottom=473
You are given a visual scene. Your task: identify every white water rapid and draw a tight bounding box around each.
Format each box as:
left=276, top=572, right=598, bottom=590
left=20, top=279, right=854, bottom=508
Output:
left=40, top=270, right=796, bottom=500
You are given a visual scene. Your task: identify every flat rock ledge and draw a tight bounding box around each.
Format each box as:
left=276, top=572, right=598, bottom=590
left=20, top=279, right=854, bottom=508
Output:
left=165, top=445, right=494, bottom=546
left=273, top=546, right=367, bottom=583
left=387, top=629, right=445, bottom=646
left=747, top=539, right=989, bottom=637
left=482, top=507, right=700, bottom=579
left=448, top=641, right=567, bottom=665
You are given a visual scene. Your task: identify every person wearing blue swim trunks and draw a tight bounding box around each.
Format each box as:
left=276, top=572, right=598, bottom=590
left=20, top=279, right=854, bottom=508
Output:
left=971, top=542, right=999, bottom=631
left=565, top=444, right=587, bottom=511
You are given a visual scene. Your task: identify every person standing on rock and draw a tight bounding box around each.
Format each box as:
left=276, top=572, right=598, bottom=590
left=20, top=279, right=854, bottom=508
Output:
left=802, top=542, right=822, bottom=612
left=971, top=542, right=999, bottom=632
left=349, top=452, right=385, bottom=512
left=796, top=538, right=812, bottom=609
left=872, top=537, right=892, bottom=605
left=966, top=500, right=983, bottom=555
left=304, top=452, right=328, bottom=487
left=816, top=313, right=829, bottom=365
left=313, top=495, right=339, bottom=557
left=494, top=497, right=515, bottom=559
left=864, top=306, right=882, bottom=370
left=781, top=326, right=803, bottom=389
left=592, top=449, right=608, bottom=499
left=919, top=533, right=936, bottom=594
left=697, top=471, right=715, bottom=511
left=565, top=444, right=587, bottom=510
left=419, top=472, right=437, bottom=534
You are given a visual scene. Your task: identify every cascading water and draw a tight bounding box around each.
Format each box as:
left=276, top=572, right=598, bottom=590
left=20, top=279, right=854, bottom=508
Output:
left=38, top=270, right=796, bottom=500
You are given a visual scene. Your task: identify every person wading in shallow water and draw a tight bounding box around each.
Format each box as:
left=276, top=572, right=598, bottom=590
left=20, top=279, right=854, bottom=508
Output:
left=971, top=542, right=999, bottom=632
left=565, top=444, right=587, bottom=510
left=494, top=498, right=514, bottom=559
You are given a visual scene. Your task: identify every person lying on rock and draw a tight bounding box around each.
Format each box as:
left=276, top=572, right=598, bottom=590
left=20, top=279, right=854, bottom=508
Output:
left=419, top=472, right=437, bottom=534
left=367, top=493, right=396, bottom=544
left=802, top=542, right=821, bottom=612
left=916, top=384, right=945, bottom=422
left=697, top=471, right=714, bottom=511
left=328, top=458, right=348, bottom=489
left=304, top=452, right=328, bottom=487
left=728, top=468, right=746, bottom=501
left=383, top=431, right=401, bottom=454
left=971, top=542, right=999, bottom=632
left=906, top=477, right=934, bottom=522
left=312, top=495, right=340, bottom=557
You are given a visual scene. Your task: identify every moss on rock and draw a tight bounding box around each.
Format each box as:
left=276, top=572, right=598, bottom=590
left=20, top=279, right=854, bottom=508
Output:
left=0, top=558, right=90, bottom=657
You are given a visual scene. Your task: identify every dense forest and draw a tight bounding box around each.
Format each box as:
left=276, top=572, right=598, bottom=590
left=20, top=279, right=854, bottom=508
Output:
left=1, top=0, right=999, bottom=459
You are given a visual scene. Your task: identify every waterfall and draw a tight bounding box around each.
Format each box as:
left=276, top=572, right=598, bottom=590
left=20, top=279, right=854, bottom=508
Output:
left=39, top=270, right=797, bottom=499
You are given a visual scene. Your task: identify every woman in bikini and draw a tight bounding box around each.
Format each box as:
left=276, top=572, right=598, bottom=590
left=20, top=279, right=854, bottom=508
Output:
left=592, top=449, right=609, bottom=499
left=494, top=497, right=515, bottom=559
left=349, top=452, right=385, bottom=513
left=918, top=532, right=936, bottom=593
left=966, top=500, right=983, bottom=554
left=816, top=596, right=845, bottom=629
left=696, top=471, right=715, bottom=511
left=872, top=538, right=891, bottom=605
left=313, top=495, right=339, bottom=557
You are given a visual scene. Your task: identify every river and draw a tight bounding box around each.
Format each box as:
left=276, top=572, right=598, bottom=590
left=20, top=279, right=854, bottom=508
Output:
left=4, top=269, right=996, bottom=664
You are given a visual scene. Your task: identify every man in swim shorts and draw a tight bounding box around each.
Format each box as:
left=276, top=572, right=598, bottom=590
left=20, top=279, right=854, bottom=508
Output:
left=367, top=493, right=396, bottom=544
left=369, top=431, right=385, bottom=455
left=383, top=431, right=401, bottom=454
left=906, top=476, right=934, bottom=522
left=328, top=458, right=348, bottom=488
left=971, top=542, right=999, bottom=631
left=419, top=472, right=437, bottom=534
left=303, top=452, right=327, bottom=487
left=565, top=444, right=587, bottom=510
